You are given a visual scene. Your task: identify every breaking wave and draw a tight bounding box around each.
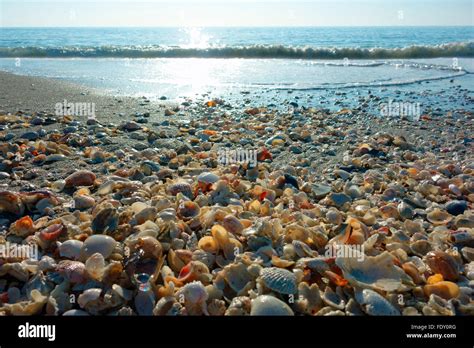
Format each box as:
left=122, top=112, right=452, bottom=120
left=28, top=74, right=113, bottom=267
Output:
left=0, top=42, right=473, bottom=59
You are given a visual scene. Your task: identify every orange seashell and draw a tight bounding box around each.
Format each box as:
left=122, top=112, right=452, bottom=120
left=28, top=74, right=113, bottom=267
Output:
left=13, top=216, right=35, bottom=236
left=426, top=273, right=444, bottom=284
left=324, top=270, right=348, bottom=287
left=257, top=147, right=272, bottom=161
left=39, top=223, right=66, bottom=241
left=423, top=281, right=460, bottom=300
left=202, top=129, right=217, bottom=136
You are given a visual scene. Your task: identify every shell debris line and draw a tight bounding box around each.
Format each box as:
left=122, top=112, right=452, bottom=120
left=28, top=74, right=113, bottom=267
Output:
left=0, top=104, right=472, bottom=317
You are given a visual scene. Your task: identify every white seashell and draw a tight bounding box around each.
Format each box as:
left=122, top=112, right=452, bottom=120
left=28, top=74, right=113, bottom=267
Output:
left=58, top=240, right=84, bottom=260
left=355, top=289, right=400, bottom=316
left=85, top=253, right=105, bottom=281
left=81, top=235, right=117, bottom=260
left=78, top=288, right=102, bottom=308
left=131, top=201, right=148, bottom=214
left=259, top=267, right=297, bottom=295
left=178, top=281, right=208, bottom=305
left=336, top=251, right=415, bottom=292
left=38, top=255, right=57, bottom=271
left=322, top=286, right=345, bottom=310
left=250, top=295, right=294, bottom=316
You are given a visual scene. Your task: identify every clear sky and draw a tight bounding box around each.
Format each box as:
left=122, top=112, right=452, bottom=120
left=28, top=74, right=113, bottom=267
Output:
left=1, top=0, right=473, bottom=27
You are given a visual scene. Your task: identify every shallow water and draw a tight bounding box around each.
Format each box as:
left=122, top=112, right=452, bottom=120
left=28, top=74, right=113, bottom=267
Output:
left=0, top=27, right=472, bottom=113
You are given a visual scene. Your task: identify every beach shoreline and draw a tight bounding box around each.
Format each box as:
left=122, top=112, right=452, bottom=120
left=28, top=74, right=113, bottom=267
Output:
left=0, top=68, right=473, bottom=317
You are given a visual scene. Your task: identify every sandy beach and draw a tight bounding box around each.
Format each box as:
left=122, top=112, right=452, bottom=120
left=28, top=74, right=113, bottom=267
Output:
left=0, top=68, right=473, bottom=317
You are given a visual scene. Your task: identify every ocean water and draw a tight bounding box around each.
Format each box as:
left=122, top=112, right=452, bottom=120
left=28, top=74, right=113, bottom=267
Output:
left=0, top=27, right=473, bottom=109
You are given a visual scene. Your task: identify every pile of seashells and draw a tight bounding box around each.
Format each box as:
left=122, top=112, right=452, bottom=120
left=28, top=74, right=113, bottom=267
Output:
left=0, top=106, right=472, bottom=316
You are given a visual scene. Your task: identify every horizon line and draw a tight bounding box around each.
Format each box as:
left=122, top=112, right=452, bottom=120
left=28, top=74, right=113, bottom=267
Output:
left=2, top=25, right=474, bottom=28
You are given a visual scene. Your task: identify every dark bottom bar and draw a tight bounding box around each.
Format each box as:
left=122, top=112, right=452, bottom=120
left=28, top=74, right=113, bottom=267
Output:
left=0, top=316, right=472, bottom=347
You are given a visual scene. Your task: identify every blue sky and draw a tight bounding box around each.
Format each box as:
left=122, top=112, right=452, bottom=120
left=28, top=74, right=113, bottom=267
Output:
left=1, top=0, right=473, bottom=27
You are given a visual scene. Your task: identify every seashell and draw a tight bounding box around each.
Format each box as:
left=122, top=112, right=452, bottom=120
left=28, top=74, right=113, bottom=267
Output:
left=167, top=248, right=186, bottom=273
left=10, top=216, right=35, bottom=237
left=336, top=251, right=415, bottom=292
left=73, top=195, right=95, bottom=210
left=312, top=184, right=332, bottom=199
left=322, top=286, right=345, bottom=310
left=404, top=219, right=423, bottom=234
left=39, top=223, right=66, bottom=242
left=198, top=236, right=219, bottom=254
left=380, top=204, right=399, bottom=219
left=220, top=262, right=254, bottom=294
left=423, top=281, right=460, bottom=300
left=259, top=267, right=297, bottom=295
left=327, top=192, right=351, bottom=208
left=140, top=161, right=160, bottom=176
left=326, top=209, right=343, bottom=225
left=136, top=236, right=162, bottom=259
left=355, top=289, right=400, bottom=316
left=92, top=207, right=119, bottom=234
left=51, top=180, right=66, bottom=192
left=58, top=240, right=84, bottom=260
left=81, top=235, right=117, bottom=260
left=426, top=209, right=452, bottom=226
left=85, top=253, right=105, bottom=281
left=330, top=217, right=368, bottom=245
left=166, top=260, right=211, bottom=286
left=65, top=170, right=96, bottom=188
left=102, top=261, right=123, bottom=284
left=397, top=201, right=414, bottom=220
left=271, top=255, right=294, bottom=268
left=425, top=251, right=460, bottom=281
left=410, top=239, right=432, bottom=256
left=211, top=224, right=237, bottom=260
left=250, top=295, right=294, bottom=316
left=0, top=289, right=47, bottom=315
left=225, top=296, right=252, bottom=316
left=177, top=201, right=200, bottom=220
left=449, top=230, right=473, bottom=245
left=134, top=207, right=157, bottom=225
left=153, top=296, right=179, bottom=315
left=222, top=214, right=244, bottom=235
left=38, top=256, right=57, bottom=272
left=176, top=281, right=209, bottom=315
left=56, top=260, right=86, bottom=283
left=167, top=182, right=193, bottom=199
left=461, top=247, right=474, bottom=262
left=0, top=191, right=25, bottom=216
left=295, top=282, right=323, bottom=315
left=24, top=273, right=53, bottom=298
left=401, top=262, right=423, bottom=284
left=78, top=288, right=102, bottom=308
left=424, top=294, right=455, bottom=315
left=284, top=223, right=309, bottom=243
left=197, top=172, right=219, bottom=184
